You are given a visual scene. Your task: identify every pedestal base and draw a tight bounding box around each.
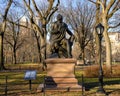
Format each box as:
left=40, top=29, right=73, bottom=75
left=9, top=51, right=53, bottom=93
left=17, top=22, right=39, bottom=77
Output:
left=37, top=58, right=83, bottom=92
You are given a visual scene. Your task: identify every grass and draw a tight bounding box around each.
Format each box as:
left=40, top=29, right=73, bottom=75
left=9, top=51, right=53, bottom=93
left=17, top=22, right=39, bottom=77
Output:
left=4, top=63, right=42, bottom=70
left=0, top=74, right=45, bottom=96
left=0, top=63, right=120, bottom=96
left=0, top=63, right=46, bottom=96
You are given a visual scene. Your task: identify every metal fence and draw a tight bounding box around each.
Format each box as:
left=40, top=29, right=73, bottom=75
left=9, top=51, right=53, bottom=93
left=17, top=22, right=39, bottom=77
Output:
left=0, top=75, right=120, bottom=96
left=0, top=74, right=44, bottom=96
left=0, top=75, right=84, bottom=96
left=42, top=75, right=84, bottom=96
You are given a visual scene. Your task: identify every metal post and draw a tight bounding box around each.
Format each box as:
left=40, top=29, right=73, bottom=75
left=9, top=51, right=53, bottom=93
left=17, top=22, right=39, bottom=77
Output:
left=97, top=34, right=105, bottom=94
left=81, top=74, right=84, bottom=96
left=5, top=76, right=8, bottom=96
left=43, top=76, right=45, bottom=96
left=95, top=23, right=106, bottom=94
left=29, top=80, right=32, bottom=91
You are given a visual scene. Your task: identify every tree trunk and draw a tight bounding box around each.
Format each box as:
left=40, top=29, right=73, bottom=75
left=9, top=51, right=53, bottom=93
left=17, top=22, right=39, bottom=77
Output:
left=105, top=35, right=112, bottom=68
left=95, top=1, right=101, bottom=66
left=40, top=35, right=47, bottom=69
left=0, top=33, right=5, bottom=70
left=95, top=32, right=100, bottom=65
left=102, top=16, right=112, bottom=71
left=13, top=48, right=17, bottom=64
left=81, top=49, right=85, bottom=65
left=36, top=37, right=41, bottom=63
left=38, top=44, right=42, bottom=63
left=103, top=26, right=112, bottom=70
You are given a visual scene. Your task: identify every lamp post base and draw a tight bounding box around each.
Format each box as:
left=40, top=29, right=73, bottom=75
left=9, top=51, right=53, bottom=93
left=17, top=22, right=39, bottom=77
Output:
left=97, top=87, right=106, bottom=96
left=96, top=93, right=107, bottom=96
left=97, top=88, right=105, bottom=93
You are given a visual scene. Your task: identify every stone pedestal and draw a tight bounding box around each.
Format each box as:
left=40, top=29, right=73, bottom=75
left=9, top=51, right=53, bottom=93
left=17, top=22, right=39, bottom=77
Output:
left=37, top=58, right=82, bottom=92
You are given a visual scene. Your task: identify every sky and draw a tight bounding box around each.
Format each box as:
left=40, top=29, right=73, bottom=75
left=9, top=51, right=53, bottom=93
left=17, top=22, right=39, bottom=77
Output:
left=0, top=0, right=119, bottom=32
left=0, top=0, right=89, bottom=12
left=60, top=0, right=87, bottom=6
left=0, top=0, right=88, bottom=21
left=0, top=0, right=93, bottom=13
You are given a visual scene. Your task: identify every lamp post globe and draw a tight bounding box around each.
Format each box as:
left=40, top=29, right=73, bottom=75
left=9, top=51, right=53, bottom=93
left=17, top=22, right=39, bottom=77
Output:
left=95, top=23, right=106, bottom=94
left=95, top=23, right=104, bottom=35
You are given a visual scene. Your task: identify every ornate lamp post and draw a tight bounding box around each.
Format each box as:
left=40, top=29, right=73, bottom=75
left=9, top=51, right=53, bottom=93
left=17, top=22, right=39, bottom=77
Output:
left=95, top=23, right=106, bottom=94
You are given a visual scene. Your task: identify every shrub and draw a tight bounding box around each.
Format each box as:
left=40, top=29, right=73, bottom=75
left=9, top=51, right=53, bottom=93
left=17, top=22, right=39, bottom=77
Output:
left=83, top=65, right=119, bottom=77
left=112, top=65, right=120, bottom=77
left=84, top=65, right=99, bottom=77
left=103, top=65, right=112, bottom=77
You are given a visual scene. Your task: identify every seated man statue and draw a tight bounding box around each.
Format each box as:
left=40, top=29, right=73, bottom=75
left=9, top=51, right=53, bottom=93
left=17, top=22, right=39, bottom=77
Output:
left=49, top=14, right=74, bottom=58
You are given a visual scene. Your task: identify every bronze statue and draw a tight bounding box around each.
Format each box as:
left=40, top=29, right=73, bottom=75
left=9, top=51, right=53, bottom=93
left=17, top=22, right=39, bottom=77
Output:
left=49, top=14, right=74, bottom=58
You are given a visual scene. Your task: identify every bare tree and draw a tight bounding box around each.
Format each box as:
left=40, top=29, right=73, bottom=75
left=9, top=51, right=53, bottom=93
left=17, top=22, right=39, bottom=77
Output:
left=109, top=11, right=120, bottom=32
left=0, top=0, right=13, bottom=70
left=59, top=1, right=95, bottom=64
left=23, top=0, right=60, bottom=70
left=88, top=0, right=120, bottom=70
left=0, top=0, right=33, bottom=65
left=4, top=13, right=27, bottom=64
left=32, top=30, right=41, bottom=63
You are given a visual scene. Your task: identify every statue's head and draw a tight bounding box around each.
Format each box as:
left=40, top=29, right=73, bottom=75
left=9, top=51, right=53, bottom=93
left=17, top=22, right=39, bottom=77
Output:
left=57, top=14, right=63, bottom=22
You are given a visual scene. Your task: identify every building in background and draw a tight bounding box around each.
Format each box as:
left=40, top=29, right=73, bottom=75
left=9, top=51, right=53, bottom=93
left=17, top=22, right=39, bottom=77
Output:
left=108, top=32, right=120, bottom=62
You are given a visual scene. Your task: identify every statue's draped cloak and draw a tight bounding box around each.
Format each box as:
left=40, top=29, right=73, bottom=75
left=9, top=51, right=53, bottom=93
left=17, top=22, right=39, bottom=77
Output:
left=50, top=21, right=68, bottom=44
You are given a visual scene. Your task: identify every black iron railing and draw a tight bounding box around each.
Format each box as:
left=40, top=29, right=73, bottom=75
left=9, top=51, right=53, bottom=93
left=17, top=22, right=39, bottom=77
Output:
left=0, top=75, right=120, bottom=96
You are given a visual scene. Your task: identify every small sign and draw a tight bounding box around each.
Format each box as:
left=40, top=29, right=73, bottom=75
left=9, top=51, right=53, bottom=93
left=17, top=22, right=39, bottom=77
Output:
left=24, top=70, right=37, bottom=80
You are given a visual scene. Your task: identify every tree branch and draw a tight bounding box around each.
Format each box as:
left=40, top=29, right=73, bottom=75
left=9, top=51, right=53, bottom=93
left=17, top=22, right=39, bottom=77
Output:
left=88, top=0, right=105, bottom=13
left=97, top=1, right=105, bottom=13
left=4, top=36, right=14, bottom=47
left=23, top=0, right=34, bottom=18
left=32, top=0, right=43, bottom=19
left=87, top=0, right=96, bottom=4
left=16, top=40, right=26, bottom=50
left=47, top=0, right=60, bottom=22
left=7, top=19, right=30, bottom=29
left=2, top=0, right=13, bottom=32
left=109, top=23, right=120, bottom=28
left=23, top=0, right=44, bottom=36
left=107, top=0, right=120, bottom=19
left=103, top=0, right=107, bottom=8
left=4, top=0, right=13, bottom=20
left=45, top=0, right=54, bottom=18
left=105, top=0, right=116, bottom=14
